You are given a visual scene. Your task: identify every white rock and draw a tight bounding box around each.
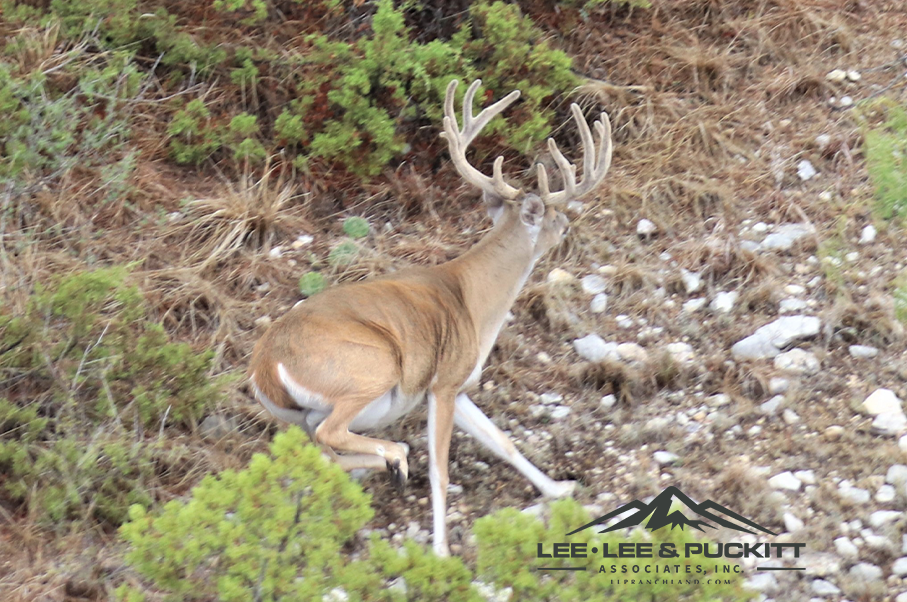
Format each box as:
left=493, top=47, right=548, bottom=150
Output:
left=615, top=315, right=634, bottom=329
left=859, top=224, right=877, bottom=244
left=847, top=70, right=862, bottom=82
left=768, top=471, right=802, bottom=491
left=744, top=572, right=778, bottom=593
left=547, top=268, right=574, bottom=285
left=637, top=219, right=657, bottom=236
left=769, top=377, right=790, bottom=395
left=802, top=553, right=842, bottom=576
left=387, top=578, right=407, bottom=596
left=590, top=293, right=608, bottom=313
left=292, top=234, right=314, bottom=248
left=826, top=69, right=847, bottom=83
left=581, top=274, right=607, bottom=295
left=780, top=298, right=808, bottom=313
left=254, top=315, right=272, bottom=328
left=794, top=470, right=816, bottom=485
left=539, top=392, right=563, bottom=405
left=849, top=345, right=879, bottom=359
left=897, top=592, right=907, bottom=602
left=323, top=588, right=349, bottom=602
left=761, top=395, right=785, bottom=415
left=849, top=562, right=882, bottom=582
left=863, top=389, right=903, bottom=416
left=834, top=537, right=859, bottom=558
left=707, top=393, right=730, bottom=407
left=473, top=581, right=513, bottom=602
left=811, top=579, right=840, bottom=596
left=845, top=251, right=859, bottom=262
left=876, top=484, right=896, bottom=503
left=774, top=348, right=820, bottom=375
left=872, top=412, right=907, bottom=436
left=665, top=342, right=695, bottom=364
left=616, top=343, right=648, bottom=364
left=710, top=291, right=738, bottom=313
left=869, top=510, right=901, bottom=528
left=798, top=160, right=818, bottom=181
left=573, top=334, right=619, bottom=362
left=893, top=557, right=907, bottom=576
left=681, top=269, right=702, bottom=293
left=784, top=512, right=804, bottom=532
left=900, top=435, right=907, bottom=453
left=752, top=221, right=769, bottom=233
left=654, top=451, right=679, bottom=465
left=600, top=394, right=616, bottom=409
left=682, top=298, right=707, bottom=313
left=840, top=95, right=854, bottom=108
left=549, top=406, right=571, bottom=421
left=731, top=316, right=821, bottom=360
left=887, top=464, right=907, bottom=486
left=839, top=486, right=871, bottom=504
left=783, top=409, right=800, bottom=424
left=268, top=246, right=284, bottom=258
left=815, top=134, right=832, bottom=150
left=759, top=223, right=816, bottom=251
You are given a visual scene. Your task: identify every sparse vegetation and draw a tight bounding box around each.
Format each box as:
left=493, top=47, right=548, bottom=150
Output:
left=864, top=100, right=907, bottom=219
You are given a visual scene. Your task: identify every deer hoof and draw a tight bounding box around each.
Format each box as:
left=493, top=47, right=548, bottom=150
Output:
left=544, top=480, right=578, bottom=499
left=387, top=458, right=407, bottom=493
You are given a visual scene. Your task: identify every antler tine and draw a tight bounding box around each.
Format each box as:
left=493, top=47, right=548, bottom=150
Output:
left=440, top=79, right=522, bottom=201
left=539, top=105, right=613, bottom=206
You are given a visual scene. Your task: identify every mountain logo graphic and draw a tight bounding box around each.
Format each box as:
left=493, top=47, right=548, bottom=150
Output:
left=565, top=486, right=777, bottom=537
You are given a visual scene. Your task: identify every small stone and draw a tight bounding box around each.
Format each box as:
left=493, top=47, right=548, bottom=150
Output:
left=900, top=435, right=907, bottom=452
left=840, top=95, right=854, bottom=108
left=759, top=223, right=815, bottom=251
left=768, top=471, right=802, bottom=491
left=849, top=562, right=882, bottom=582
left=774, top=348, right=820, bottom=375
left=547, top=268, right=574, bottom=284
left=752, top=221, right=769, bottom=233
left=886, top=464, right=907, bottom=486
left=292, top=234, right=314, bottom=248
left=784, top=512, right=804, bottom=532
left=707, top=394, right=730, bottom=407
left=600, top=394, right=616, bottom=409
left=616, top=342, right=648, bottom=364
left=859, top=225, right=877, bottom=244
left=849, top=345, right=879, bottom=359
left=845, top=251, right=859, bottom=262
left=710, top=291, right=738, bottom=313
left=581, top=274, right=607, bottom=295
left=784, top=284, right=807, bottom=295
left=893, top=557, right=907, bottom=576
left=797, top=159, right=818, bottom=181
left=834, top=537, right=859, bottom=558
left=731, top=316, right=821, bottom=360
left=869, top=510, right=901, bottom=528
left=872, top=412, right=907, bottom=436
left=637, top=219, right=657, bottom=236
left=615, top=315, right=634, bottom=329
left=824, top=425, right=844, bottom=440
left=876, top=484, right=896, bottom=503
left=815, top=134, right=832, bottom=150
left=744, top=572, right=778, bottom=593
left=811, top=579, right=841, bottom=596
left=826, top=69, right=847, bottom=83
left=681, top=269, right=702, bottom=293
left=387, top=578, right=407, bottom=596
left=539, top=392, right=563, bottom=405
left=780, top=298, right=808, bottom=313
left=254, top=315, right=272, bottom=328
left=769, top=378, right=790, bottom=395
left=654, top=451, right=679, bottom=465
left=864, top=389, right=903, bottom=416
left=590, top=293, right=608, bottom=313
left=782, top=409, right=800, bottom=424
left=794, top=470, right=816, bottom=485
left=549, top=406, right=571, bottom=421
left=665, top=342, right=695, bottom=364
left=897, top=592, right=907, bottom=602
left=323, top=588, right=349, bottom=602
left=847, top=70, right=862, bottom=82
left=761, top=395, right=785, bottom=415
left=682, top=298, right=707, bottom=313
left=839, top=486, right=871, bottom=504
left=573, top=334, right=619, bottom=362
left=268, top=246, right=283, bottom=258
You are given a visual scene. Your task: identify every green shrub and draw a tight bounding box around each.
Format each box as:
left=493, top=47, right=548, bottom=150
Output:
left=342, top=216, right=370, bottom=239
left=298, top=272, right=326, bottom=297
left=119, top=428, right=749, bottom=601
left=864, top=101, right=907, bottom=219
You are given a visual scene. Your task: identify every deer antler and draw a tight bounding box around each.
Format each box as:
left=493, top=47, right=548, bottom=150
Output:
left=441, top=79, right=522, bottom=201
left=536, top=104, right=612, bottom=206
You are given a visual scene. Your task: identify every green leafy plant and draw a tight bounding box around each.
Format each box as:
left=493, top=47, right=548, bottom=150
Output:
left=342, top=216, right=370, bottom=239
left=299, top=271, right=326, bottom=297
left=167, top=98, right=222, bottom=165
left=864, top=101, right=907, bottom=219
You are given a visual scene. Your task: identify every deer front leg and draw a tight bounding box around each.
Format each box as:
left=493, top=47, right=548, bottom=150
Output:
left=454, top=394, right=576, bottom=499
left=427, top=389, right=457, bottom=557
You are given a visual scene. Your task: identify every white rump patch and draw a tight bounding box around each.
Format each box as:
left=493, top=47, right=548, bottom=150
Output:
left=277, top=363, right=331, bottom=412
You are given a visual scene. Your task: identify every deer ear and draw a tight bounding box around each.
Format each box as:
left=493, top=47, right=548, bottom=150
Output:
left=520, top=194, right=545, bottom=227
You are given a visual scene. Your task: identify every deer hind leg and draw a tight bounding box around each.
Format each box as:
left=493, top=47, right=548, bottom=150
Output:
left=314, top=396, right=410, bottom=492
left=427, top=389, right=457, bottom=557
left=454, top=393, right=576, bottom=499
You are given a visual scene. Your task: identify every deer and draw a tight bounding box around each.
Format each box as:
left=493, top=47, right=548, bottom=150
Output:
left=248, top=79, right=612, bottom=557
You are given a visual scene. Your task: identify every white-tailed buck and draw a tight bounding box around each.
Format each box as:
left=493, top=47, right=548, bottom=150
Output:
left=249, top=79, right=612, bottom=556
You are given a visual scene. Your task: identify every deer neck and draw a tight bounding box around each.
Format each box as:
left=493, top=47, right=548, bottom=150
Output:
left=445, top=208, right=538, bottom=364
